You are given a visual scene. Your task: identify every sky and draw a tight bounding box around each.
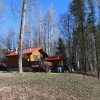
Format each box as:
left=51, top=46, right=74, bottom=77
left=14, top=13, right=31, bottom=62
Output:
left=0, top=0, right=99, bottom=37
left=0, top=0, right=71, bottom=36
left=39, top=0, right=71, bottom=16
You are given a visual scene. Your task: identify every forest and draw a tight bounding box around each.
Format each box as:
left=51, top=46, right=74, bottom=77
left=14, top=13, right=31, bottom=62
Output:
left=0, top=0, right=100, bottom=77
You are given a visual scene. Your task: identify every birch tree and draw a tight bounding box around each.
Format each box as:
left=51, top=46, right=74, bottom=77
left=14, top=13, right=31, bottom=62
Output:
left=46, top=5, right=57, bottom=55
left=23, top=21, right=33, bottom=49
left=6, top=29, right=15, bottom=52
left=18, top=0, right=27, bottom=73
left=18, top=0, right=39, bottom=73
left=23, top=0, right=39, bottom=49
left=38, top=11, right=46, bottom=49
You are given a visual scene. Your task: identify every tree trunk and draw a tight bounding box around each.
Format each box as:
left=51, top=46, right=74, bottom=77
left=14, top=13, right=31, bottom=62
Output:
left=18, top=0, right=27, bottom=73
left=97, top=0, right=100, bottom=78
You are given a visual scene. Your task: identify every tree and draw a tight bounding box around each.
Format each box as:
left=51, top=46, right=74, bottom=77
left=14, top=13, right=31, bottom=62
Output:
left=40, top=11, right=47, bottom=50
left=70, top=0, right=87, bottom=73
left=85, top=0, right=97, bottom=73
left=0, top=0, right=6, bottom=21
left=96, top=0, right=100, bottom=77
left=18, top=0, right=27, bottom=73
left=0, top=35, right=5, bottom=49
left=35, top=11, right=46, bottom=49
left=5, top=29, right=15, bottom=52
left=46, top=5, right=57, bottom=55
left=23, top=0, right=39, bottom=49
left=18, top=0, right=39, bottom=73
left=59, top=13, right=75, bottom=70
left=55, top=37, right=67, bottom=65
left=23, top=21, right=33, bottom=49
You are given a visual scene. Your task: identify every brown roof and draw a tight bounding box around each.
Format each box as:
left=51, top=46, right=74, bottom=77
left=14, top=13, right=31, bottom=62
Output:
left=45, top=56, right=63, bottom=61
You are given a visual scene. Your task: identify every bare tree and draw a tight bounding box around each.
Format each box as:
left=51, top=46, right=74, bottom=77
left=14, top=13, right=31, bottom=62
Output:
left=33, top=9, right=47, bottom=50
left=23, top=0, right=40, bottom=49
left=18, top=0, right=27, bottom=73
left=0, top=0, right=7, bottom=22
left=6, top=29, right=15, bottom=52
left=38, top=11, right=46, bottom=49
left=97, top=0, right=100, bottom=77
left=23, top=21, right=33, bottom=49
left=0, top=35, right=5, bottom=49
left=18, top=0, right=39, bottom=73
left=46, top=5, right=58, bottom=55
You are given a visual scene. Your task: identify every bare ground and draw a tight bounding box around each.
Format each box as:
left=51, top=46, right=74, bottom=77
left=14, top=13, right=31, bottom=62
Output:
left=0, top=73, right=100, bottom=100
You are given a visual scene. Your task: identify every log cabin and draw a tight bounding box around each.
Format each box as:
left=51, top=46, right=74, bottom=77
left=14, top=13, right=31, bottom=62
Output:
left=44, top=56, right=64, bottom=72
left=7, top=48, right=48, bottom=71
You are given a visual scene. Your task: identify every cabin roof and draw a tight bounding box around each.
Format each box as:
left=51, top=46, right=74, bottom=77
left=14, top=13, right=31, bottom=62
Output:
left=7, top=48, right=48, bottom=57
left=45, top=56, right=63, bottom=61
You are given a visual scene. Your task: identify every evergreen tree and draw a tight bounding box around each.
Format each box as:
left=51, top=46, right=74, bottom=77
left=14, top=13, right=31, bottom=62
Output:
left=70, top=0, right=86, bottom=72
left=55, top=37, right=67, bottom=65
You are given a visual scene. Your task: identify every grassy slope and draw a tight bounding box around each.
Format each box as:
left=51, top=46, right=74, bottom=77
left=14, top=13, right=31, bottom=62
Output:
left=0, top=73, right=100, bottom=100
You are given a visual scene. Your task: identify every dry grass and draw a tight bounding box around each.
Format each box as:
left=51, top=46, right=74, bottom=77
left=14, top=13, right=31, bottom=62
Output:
left=0, top=72, right=100, bottom=100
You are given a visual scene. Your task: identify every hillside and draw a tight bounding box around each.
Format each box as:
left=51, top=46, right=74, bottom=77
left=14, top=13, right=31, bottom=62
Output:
left=0, top=73, right=100, bottom=100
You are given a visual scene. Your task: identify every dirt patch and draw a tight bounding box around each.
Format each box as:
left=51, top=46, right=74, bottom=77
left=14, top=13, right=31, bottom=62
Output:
left=0, top=73, right=100, bottom=100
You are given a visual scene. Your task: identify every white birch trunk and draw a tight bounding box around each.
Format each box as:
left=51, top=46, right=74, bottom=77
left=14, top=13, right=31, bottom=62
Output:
left=18, top=0, right=27, bottom=73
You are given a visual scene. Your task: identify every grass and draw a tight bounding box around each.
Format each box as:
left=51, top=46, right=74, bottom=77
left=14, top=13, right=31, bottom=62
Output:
left=0, top=72, right=60, bottom=87
left=0, top=72, right=100, bottom=100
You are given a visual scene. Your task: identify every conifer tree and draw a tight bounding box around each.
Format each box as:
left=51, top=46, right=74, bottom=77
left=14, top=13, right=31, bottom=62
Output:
left=55, top=37, right=67, bottom=65
left=70, top=0, right=86, bottom=72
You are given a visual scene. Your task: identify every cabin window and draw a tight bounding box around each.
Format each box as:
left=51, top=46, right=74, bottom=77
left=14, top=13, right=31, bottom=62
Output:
left=34, top=55, right=40, bottom=61
left=24, top=55, right=30, bottom=61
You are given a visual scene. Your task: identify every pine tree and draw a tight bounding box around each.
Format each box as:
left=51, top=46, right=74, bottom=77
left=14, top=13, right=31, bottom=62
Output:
left=70, top=0, right=86, bottom=72
left=55, top=37, right=67, bottom=65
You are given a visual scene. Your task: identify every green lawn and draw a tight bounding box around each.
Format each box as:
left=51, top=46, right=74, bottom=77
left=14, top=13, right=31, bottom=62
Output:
left=0, top=72, right=100, bottom=100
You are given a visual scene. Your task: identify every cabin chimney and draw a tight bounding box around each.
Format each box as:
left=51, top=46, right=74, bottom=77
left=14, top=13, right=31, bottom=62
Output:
left=11, top=49, right=13, bottom=52
left=16, top=48, right=18, bottom=53
left=30, top=48, right=31, bottom=52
